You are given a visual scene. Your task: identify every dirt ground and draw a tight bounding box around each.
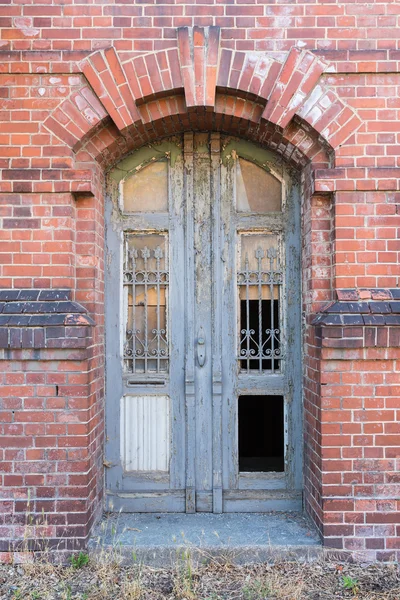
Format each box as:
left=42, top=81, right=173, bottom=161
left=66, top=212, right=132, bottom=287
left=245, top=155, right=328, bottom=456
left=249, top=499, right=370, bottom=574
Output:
left=1, top=553, right=400, bottom=600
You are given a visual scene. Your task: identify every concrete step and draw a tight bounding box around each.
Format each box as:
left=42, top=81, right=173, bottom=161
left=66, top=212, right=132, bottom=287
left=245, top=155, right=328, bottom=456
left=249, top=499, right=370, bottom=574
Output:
left=89, top=512, right=322, bottom=566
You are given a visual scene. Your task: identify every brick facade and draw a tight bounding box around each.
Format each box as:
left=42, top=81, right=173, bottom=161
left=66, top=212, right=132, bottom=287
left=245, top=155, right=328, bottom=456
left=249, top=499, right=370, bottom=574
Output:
left=1, top=2, right=400, bottom=561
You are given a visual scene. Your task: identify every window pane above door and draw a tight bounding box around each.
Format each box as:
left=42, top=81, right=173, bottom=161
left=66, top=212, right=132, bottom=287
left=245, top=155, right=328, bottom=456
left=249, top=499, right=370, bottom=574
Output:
left=122, top=160, right=168, bottom=212
left=236, top=158, right=282, bottom=213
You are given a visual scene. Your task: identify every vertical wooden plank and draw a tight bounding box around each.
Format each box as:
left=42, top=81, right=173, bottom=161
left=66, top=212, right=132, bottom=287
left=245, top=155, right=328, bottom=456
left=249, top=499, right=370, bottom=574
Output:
left=169, top=148, right=186, bottom=490
left=105, top=198, right=125, bottom=500
left=192, top=133, right=213, bottom=503
left=184, top=132, right=196, bottom=513
left=284, top=179, right=303, bottom=491
left=220, top=155, right=239, bottom=492
left=210, top=133, right=223, bottom=513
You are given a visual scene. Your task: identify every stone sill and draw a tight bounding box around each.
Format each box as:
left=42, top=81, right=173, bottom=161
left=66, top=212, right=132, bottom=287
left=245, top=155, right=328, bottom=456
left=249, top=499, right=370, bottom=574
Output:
left=313, top=289, right=400, bottom=327
left=0, top=289, right=94, bottom=350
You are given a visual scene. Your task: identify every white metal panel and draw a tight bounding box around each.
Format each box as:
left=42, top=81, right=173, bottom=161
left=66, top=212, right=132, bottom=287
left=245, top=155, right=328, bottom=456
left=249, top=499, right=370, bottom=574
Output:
left=121, top=395, right=170, bottom=472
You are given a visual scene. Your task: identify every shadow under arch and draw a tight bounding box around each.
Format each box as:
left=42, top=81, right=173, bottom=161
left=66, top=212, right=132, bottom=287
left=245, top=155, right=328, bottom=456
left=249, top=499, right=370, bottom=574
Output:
left=74, top=92, right=332, bottom=185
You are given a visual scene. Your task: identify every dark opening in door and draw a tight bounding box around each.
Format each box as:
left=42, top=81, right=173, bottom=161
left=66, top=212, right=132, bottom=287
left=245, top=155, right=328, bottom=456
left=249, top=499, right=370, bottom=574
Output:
left=239, top=395, right=284, bottom=472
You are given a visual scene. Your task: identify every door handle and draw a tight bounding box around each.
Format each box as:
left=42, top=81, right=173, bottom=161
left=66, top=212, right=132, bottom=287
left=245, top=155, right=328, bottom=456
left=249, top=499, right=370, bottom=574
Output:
left=197, top=327, right=206, bottom=367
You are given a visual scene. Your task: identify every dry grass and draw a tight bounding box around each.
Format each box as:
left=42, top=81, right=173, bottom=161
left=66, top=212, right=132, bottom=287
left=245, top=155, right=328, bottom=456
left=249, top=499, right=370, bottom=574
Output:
left=1, top=512, right=399, bottom=599
left=1, top=551, right=399, bottom=600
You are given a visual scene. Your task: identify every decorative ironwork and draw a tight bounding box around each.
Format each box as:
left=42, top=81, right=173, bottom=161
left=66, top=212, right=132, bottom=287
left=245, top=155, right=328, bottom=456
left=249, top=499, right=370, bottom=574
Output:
left=238, top=245, right=283, bottom=373
left=123, top=236, right=169, bottom=373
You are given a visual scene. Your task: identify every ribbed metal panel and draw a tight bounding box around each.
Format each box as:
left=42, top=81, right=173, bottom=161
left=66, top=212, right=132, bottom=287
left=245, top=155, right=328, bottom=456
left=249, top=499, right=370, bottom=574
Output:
left=121, top=395, right=170, bottom=472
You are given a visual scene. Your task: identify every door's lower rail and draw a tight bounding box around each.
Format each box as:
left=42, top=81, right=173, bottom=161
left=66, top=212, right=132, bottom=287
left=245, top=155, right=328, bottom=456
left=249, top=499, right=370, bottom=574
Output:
left=105, top=488, right=302, bottom=513
left=223, top=489, right=302, bottom=513
left=105, top=489, right=186, bottom=512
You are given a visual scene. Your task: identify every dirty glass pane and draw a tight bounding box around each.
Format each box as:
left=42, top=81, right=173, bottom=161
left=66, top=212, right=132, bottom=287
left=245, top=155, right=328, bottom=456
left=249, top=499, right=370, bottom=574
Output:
left=123, top=233, right=169, bottom=373
left=236, top=158, right=281, bottom=213
left=122, top=161, right=168, bottom=212
left=238, top=233, right=283, bottom=373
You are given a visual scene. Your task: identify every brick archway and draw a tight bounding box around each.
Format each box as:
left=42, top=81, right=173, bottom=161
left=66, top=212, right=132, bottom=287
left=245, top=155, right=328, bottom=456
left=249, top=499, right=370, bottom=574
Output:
left=45, top=27, right=361, bottom=151
left=38, top=27, right=363, bottom=550
left=40, top=26, right=361, bottom=198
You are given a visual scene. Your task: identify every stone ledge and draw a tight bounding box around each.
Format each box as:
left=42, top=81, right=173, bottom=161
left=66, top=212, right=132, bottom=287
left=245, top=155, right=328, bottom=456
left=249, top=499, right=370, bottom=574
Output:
left=313, top=312, right=400, bottom=327
left=0, top=289, right=72, bottom=301
left=313, top=289, right=400, bottom=327
left=0, top=290, right=94, bottom=350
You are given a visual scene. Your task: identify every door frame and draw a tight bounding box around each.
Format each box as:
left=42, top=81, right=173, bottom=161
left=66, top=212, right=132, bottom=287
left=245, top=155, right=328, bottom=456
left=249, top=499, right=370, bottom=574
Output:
left=104, top=134, right=303, bottom=513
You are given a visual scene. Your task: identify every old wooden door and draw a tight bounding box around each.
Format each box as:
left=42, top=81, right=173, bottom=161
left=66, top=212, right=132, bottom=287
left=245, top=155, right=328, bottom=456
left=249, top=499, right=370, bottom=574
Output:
left=105, top=133, right=302, bottom=512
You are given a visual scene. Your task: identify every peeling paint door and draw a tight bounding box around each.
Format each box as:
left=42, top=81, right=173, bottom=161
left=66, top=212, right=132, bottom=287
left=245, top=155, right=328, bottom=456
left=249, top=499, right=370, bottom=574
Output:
left=105, top=140, right=188, bottom=512
left=218, top=137, right=302, bottom=512
left=105, top=133, right=302, bottom=512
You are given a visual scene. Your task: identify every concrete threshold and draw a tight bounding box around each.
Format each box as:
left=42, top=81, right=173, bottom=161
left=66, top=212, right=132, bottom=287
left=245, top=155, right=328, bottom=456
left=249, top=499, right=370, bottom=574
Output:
left=89, top=512, right=322, bottom=566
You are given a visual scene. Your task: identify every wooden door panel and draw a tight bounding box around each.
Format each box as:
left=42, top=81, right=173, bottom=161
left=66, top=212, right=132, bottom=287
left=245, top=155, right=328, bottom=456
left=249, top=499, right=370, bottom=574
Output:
left=105, top=141, right=186, bottom=512
left=220, top=139, right=302, bottom=508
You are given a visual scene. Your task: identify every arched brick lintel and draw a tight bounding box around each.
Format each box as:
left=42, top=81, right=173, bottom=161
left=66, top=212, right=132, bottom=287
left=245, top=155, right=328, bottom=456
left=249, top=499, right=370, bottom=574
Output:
left=77, top=94, right=330, bottom=170
left=44, top=27, right=361, bottom=199
left=42, top=26, right=363, bottom=195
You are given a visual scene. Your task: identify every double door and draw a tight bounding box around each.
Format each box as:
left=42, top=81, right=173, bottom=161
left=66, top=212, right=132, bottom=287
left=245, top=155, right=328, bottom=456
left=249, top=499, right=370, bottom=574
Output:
left=105, top=133, right=302, bottom=512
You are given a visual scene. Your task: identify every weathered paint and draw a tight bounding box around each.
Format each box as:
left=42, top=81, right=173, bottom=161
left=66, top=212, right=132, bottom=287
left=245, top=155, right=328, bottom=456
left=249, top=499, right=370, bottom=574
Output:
left=105, top=140, right=186, bottom=511
left=109, top=139, right=183, bottom=184
left=184, top=132, right=196, bottom=513
left=211, top=132, right=223, bottom=513
left=105, top=134, right=302, bottom=513
left=121, top=395, right=170, bottom=472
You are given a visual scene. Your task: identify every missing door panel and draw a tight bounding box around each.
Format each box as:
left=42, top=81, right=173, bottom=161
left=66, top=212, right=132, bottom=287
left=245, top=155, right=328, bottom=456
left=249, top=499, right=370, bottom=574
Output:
left=239, top=395, right=284, bottom=472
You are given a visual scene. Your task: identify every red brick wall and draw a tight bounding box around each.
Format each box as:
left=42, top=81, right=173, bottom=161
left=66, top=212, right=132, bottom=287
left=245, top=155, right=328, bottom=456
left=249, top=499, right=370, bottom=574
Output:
left=315, top=320, right=400, bottom=561
left=0, top=289, right=103, bottom=554
left=0, top=350, right=101, bottom=551
left=1, top=2, right=400, bottom=561
left=2, top=3, right=400, bottom=68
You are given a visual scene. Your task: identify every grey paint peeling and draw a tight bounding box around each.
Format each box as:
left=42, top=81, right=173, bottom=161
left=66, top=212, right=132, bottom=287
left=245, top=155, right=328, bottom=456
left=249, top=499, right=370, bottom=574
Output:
left=109, top=139, right=183, bottom=185
left=105, top=134, right=302, bottom=513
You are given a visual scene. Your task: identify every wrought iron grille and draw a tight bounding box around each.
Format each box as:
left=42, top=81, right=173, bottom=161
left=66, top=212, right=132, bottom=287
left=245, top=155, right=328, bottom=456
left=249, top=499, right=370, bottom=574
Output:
left=123, top=234, right=169, bottom=374
left=238, top=245, right=283, bottom=373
